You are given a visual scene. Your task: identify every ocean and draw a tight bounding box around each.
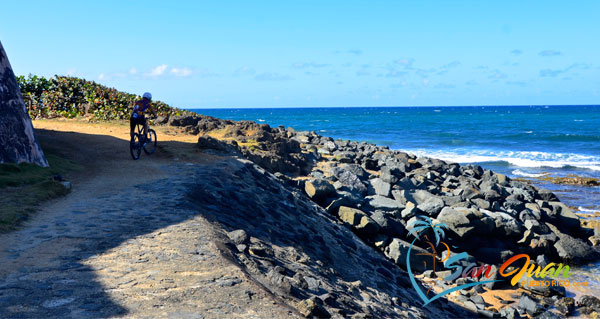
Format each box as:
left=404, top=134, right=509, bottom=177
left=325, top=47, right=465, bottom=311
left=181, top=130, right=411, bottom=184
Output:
left=190, top=105, right=600, bottom=298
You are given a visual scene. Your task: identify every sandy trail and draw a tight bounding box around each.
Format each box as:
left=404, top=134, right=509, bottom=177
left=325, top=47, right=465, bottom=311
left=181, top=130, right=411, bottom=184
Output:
left=0, top=120, right=297, bottom=318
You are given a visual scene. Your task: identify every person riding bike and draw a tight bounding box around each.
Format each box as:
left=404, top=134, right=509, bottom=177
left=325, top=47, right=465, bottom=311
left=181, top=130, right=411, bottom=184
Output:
left=130, top=92, right=157, bottom=142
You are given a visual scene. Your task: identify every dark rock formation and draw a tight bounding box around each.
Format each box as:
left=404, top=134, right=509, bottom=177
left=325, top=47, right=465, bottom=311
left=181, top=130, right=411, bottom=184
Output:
left=0, top=41, right=47, bottom=166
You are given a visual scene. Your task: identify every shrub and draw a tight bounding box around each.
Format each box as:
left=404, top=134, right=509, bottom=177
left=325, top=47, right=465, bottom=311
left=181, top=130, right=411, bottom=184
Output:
left=16, top=74, right=184, bottom=121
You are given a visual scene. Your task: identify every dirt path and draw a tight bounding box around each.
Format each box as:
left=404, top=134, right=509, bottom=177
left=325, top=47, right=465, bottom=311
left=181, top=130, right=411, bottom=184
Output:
left=0, top=120, right=298, bottom=318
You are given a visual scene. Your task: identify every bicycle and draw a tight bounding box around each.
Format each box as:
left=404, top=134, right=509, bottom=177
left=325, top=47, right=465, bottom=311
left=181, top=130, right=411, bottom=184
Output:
left=130, top=120, right=157, bottom=160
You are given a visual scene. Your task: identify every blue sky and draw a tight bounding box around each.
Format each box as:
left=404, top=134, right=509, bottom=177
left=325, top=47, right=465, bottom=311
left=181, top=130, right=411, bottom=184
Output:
left=1, top=1, right=599, bottom=108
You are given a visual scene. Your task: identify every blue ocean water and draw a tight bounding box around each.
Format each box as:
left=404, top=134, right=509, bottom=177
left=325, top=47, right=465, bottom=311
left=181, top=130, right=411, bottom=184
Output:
left=190, top=105, right=600, bottom=211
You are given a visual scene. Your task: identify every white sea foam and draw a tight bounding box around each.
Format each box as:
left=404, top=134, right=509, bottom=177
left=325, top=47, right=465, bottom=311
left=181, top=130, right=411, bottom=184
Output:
left=397, top=148, right=600, bottom=171
left=577, top=207, right=600, bottom=213
left=511, top=169, right=549, bottom=178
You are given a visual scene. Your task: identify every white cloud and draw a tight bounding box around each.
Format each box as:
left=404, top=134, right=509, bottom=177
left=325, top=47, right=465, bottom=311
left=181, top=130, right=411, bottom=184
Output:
left=170, top=67, right=192, bottom=77
left=148, top=64, right=168, bottom=76
left=129, top=67, right=137, bottom=75
left=98, top=73, right=105, bottom=80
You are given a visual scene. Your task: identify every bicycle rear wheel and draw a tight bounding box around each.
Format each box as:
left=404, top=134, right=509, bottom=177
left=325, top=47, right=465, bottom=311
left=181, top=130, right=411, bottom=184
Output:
left=143, top=129, right=157, bottom=155
left=130, top=133, right=142, bottom=160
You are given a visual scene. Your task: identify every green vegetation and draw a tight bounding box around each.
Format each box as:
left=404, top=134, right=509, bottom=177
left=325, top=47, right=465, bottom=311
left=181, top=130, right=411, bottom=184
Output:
left=0, top=152, right=79, bottom=232
left=17, top=74, right=188, bottom=121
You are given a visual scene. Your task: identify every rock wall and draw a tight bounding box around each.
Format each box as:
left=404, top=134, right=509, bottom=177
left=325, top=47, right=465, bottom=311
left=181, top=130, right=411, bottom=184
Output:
left=0, top=41, right=48, bottom=167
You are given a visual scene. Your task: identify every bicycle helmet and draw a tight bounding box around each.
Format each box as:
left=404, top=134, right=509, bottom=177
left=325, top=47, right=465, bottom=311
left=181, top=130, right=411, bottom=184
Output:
left=143, top=92, right=152, bottom=100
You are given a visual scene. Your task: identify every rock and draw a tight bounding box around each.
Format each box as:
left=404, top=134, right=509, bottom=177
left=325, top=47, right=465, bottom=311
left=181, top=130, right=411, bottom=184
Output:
left=589, top=236, right=600, bottom=246
left=546, top=201, right=581, bottom=234
left=296, top=297, right=331, bottom=318
left=401, top=202, right=419, bottom=219
left=305, top=179, right=336, bottom=203
left=471, top=198, right=491, bottom=210
left=384, top=238, right=431, bottom=272
left=499, top=307, right=521, bottom=319
left=416, top=197, right=444, bottom=216
left=436, top=207, right=474, bottom=237
left=555, top=297, right=574, bottom=315
left=60, top=181, right=72, bottom=190
left=554, top=232, right=599, bottom=263
left=169, top=115, right=199, bottom=127
left=329, top=166, right=368, bottom=195
left=0, top=41, right=48, bottom=166
left=337, top=206, right=380, bottom=235
left=380, top=166, right=399, bottom=184
left=369, top=178, right=391, bottom=197
left=370, top=211, right=406, bottom=237
left=577, top=295, right=600, bottom=313
left=393, top=189, right=438, bottom=206
left=532, top=311, right=560, bottom=319
left=518, top=294, right=543, bottom=316
left=227, top=229, right=249, bottom=245
left=197, top=135, right=236, bottom=152
left=366, top=195, right=404, bottom=211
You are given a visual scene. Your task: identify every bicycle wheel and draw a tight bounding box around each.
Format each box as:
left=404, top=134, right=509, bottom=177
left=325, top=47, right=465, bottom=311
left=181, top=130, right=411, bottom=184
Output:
left=130, top=133, right=142, bottom=160
left=143, top=129, right=157, bottom=155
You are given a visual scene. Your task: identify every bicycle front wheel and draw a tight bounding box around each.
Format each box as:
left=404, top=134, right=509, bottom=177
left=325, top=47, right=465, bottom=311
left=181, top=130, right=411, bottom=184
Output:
left=130, top=133, right=142, bottom=160
left=143, top=129, right=157, bottom=155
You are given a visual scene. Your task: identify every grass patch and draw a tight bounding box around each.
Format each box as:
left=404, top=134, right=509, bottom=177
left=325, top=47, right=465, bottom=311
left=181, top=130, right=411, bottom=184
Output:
left=0, top=152, right=79, bottom=233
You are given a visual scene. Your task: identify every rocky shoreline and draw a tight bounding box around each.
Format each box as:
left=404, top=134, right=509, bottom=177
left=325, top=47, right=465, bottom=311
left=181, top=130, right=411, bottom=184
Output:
left=156, top=112, right=600, bottom=318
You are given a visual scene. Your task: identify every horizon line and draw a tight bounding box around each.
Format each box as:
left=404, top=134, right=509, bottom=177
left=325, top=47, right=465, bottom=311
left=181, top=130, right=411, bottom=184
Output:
left=188, top=104, right=600, bottom=110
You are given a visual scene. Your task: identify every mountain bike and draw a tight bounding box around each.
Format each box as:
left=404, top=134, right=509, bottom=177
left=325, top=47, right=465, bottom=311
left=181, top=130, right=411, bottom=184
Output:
left=130, top=121, right=157, bottom=160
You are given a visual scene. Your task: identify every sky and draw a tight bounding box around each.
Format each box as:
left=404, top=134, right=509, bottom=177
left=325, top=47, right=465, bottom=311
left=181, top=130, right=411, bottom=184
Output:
left=1, top=1, right=599, bottom=108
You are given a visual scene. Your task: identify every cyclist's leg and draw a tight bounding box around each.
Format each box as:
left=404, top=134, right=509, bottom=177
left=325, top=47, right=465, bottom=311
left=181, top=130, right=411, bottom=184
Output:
left=129, top=117, right=136, bottom=141
left=142, top=117, right=148, bottom=138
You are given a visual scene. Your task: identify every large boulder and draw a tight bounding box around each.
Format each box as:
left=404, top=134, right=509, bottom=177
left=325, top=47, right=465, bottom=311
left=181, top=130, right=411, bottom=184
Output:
left=305, top=179, right=336, bottom=203
left=0, top=41, right=48, bottom=166
left=545, top=201, right=581, bottom=234
left=384, top=238, right=430, bottom=272
left=553, top=231, right=600, bottom=264
left=337, top=206, right=380, bottom=236
left=436, top=207, right=474, bottom=238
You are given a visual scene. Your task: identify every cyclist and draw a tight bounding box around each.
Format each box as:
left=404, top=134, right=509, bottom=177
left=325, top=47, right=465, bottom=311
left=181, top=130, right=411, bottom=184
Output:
left=130, top=92, right=157, bottom=142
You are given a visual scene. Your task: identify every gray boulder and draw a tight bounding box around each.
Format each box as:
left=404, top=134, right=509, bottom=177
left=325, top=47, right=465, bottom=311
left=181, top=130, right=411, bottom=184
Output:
left=436, top=207, right=474, bottom=237
left=337, top=206, right=380, bottom=235
left=0, top=41, right=48, bottom=166
left=417, top=197, right=445, bottom=216
left=369, top=178, right=391, bottom=197
left=305, top=179, right=336, bottom=203
left=518, top=294, right=543, bottom=316
left=384, top=238, right=430, bottom=272
left=366, top=195, right=404, bottom=211
left=554, top=232, right=600, bottom=263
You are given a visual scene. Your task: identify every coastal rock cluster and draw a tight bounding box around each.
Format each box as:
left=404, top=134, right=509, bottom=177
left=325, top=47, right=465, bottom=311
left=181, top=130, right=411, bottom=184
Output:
left=167, top=114, right=598, bottom=267
left=165, top=113, right=600, bottom=318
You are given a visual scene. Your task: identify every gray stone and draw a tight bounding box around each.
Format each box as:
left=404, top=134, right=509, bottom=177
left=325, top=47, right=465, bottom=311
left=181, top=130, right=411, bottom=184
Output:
left=227, top=229, right=249, bottom=245
left=384, top=238, right=430, bottom=272
left=366, top=195, right=404, bottom=211
left=518, top=294, right=543, bottom=316
left=554, top=232, right=599, bottom=263
left=369, top=178, right=391, bottom=197
left=337, top=206, right=380, bottom=235
left=305, top=179, right=336, bottom=202
left=416, top=197, right=444, bottom=216
left=436, top=207, right=474, bottom=237
left=0, top=41, right=48, bottom=166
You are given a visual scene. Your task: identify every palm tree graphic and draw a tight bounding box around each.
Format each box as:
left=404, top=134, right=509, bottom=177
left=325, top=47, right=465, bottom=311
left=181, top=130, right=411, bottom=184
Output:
left=407, top=216, right=449, bottom=294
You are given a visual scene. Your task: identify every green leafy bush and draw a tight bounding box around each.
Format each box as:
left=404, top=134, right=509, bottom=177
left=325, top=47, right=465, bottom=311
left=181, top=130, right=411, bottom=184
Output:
left=16, top=74, right=183, bottom=121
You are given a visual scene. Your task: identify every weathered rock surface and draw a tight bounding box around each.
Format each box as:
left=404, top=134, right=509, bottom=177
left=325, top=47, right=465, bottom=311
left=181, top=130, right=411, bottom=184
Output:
left=0, top=41, right=48, bottom=166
